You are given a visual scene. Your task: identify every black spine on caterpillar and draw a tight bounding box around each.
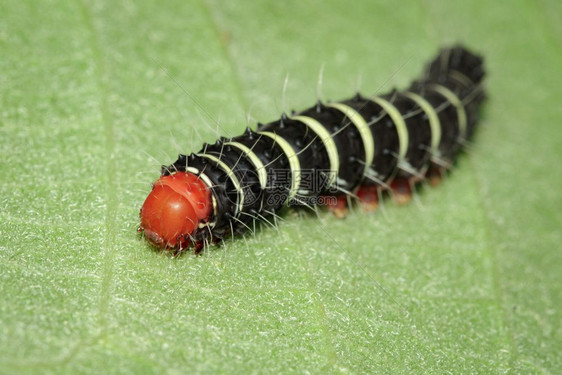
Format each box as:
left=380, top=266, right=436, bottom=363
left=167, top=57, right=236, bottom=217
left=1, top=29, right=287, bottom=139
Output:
left=163, top=45, right=486, bottom=243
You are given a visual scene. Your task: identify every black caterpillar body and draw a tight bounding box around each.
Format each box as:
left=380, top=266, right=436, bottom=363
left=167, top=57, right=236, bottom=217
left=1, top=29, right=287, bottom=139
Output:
left=164, top=46, right=485, bottom=244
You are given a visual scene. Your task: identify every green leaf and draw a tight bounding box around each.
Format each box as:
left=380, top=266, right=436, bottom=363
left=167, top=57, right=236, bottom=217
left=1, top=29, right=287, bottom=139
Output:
left=1, top=0, right=560, bottom=373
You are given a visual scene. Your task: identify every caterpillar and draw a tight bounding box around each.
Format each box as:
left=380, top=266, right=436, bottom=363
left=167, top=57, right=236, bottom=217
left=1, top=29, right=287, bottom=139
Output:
left=139, top=45, right=486, bottom=254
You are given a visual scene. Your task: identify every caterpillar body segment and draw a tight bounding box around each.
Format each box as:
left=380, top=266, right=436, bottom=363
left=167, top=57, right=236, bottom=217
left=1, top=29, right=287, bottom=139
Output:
left=139, top=45, right=486, bottom=253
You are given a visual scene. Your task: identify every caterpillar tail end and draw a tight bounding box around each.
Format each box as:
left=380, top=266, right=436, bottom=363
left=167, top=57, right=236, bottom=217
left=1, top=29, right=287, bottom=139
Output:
left=139, top=172, right=213, bottom=251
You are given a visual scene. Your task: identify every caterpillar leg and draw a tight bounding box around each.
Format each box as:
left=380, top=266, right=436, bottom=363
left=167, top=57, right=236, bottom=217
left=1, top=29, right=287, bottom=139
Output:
left=390, top=177, right=412, bottom=205
left=356, top=185, right=379, bottom=212
left=325, top=194, right=349, bottom=218
left=426, top=166, right=446, bottom=186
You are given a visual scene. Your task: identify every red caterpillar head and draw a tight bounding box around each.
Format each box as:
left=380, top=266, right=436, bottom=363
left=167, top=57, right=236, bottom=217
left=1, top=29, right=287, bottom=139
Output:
left=139, top=172, right=213, bottom=250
